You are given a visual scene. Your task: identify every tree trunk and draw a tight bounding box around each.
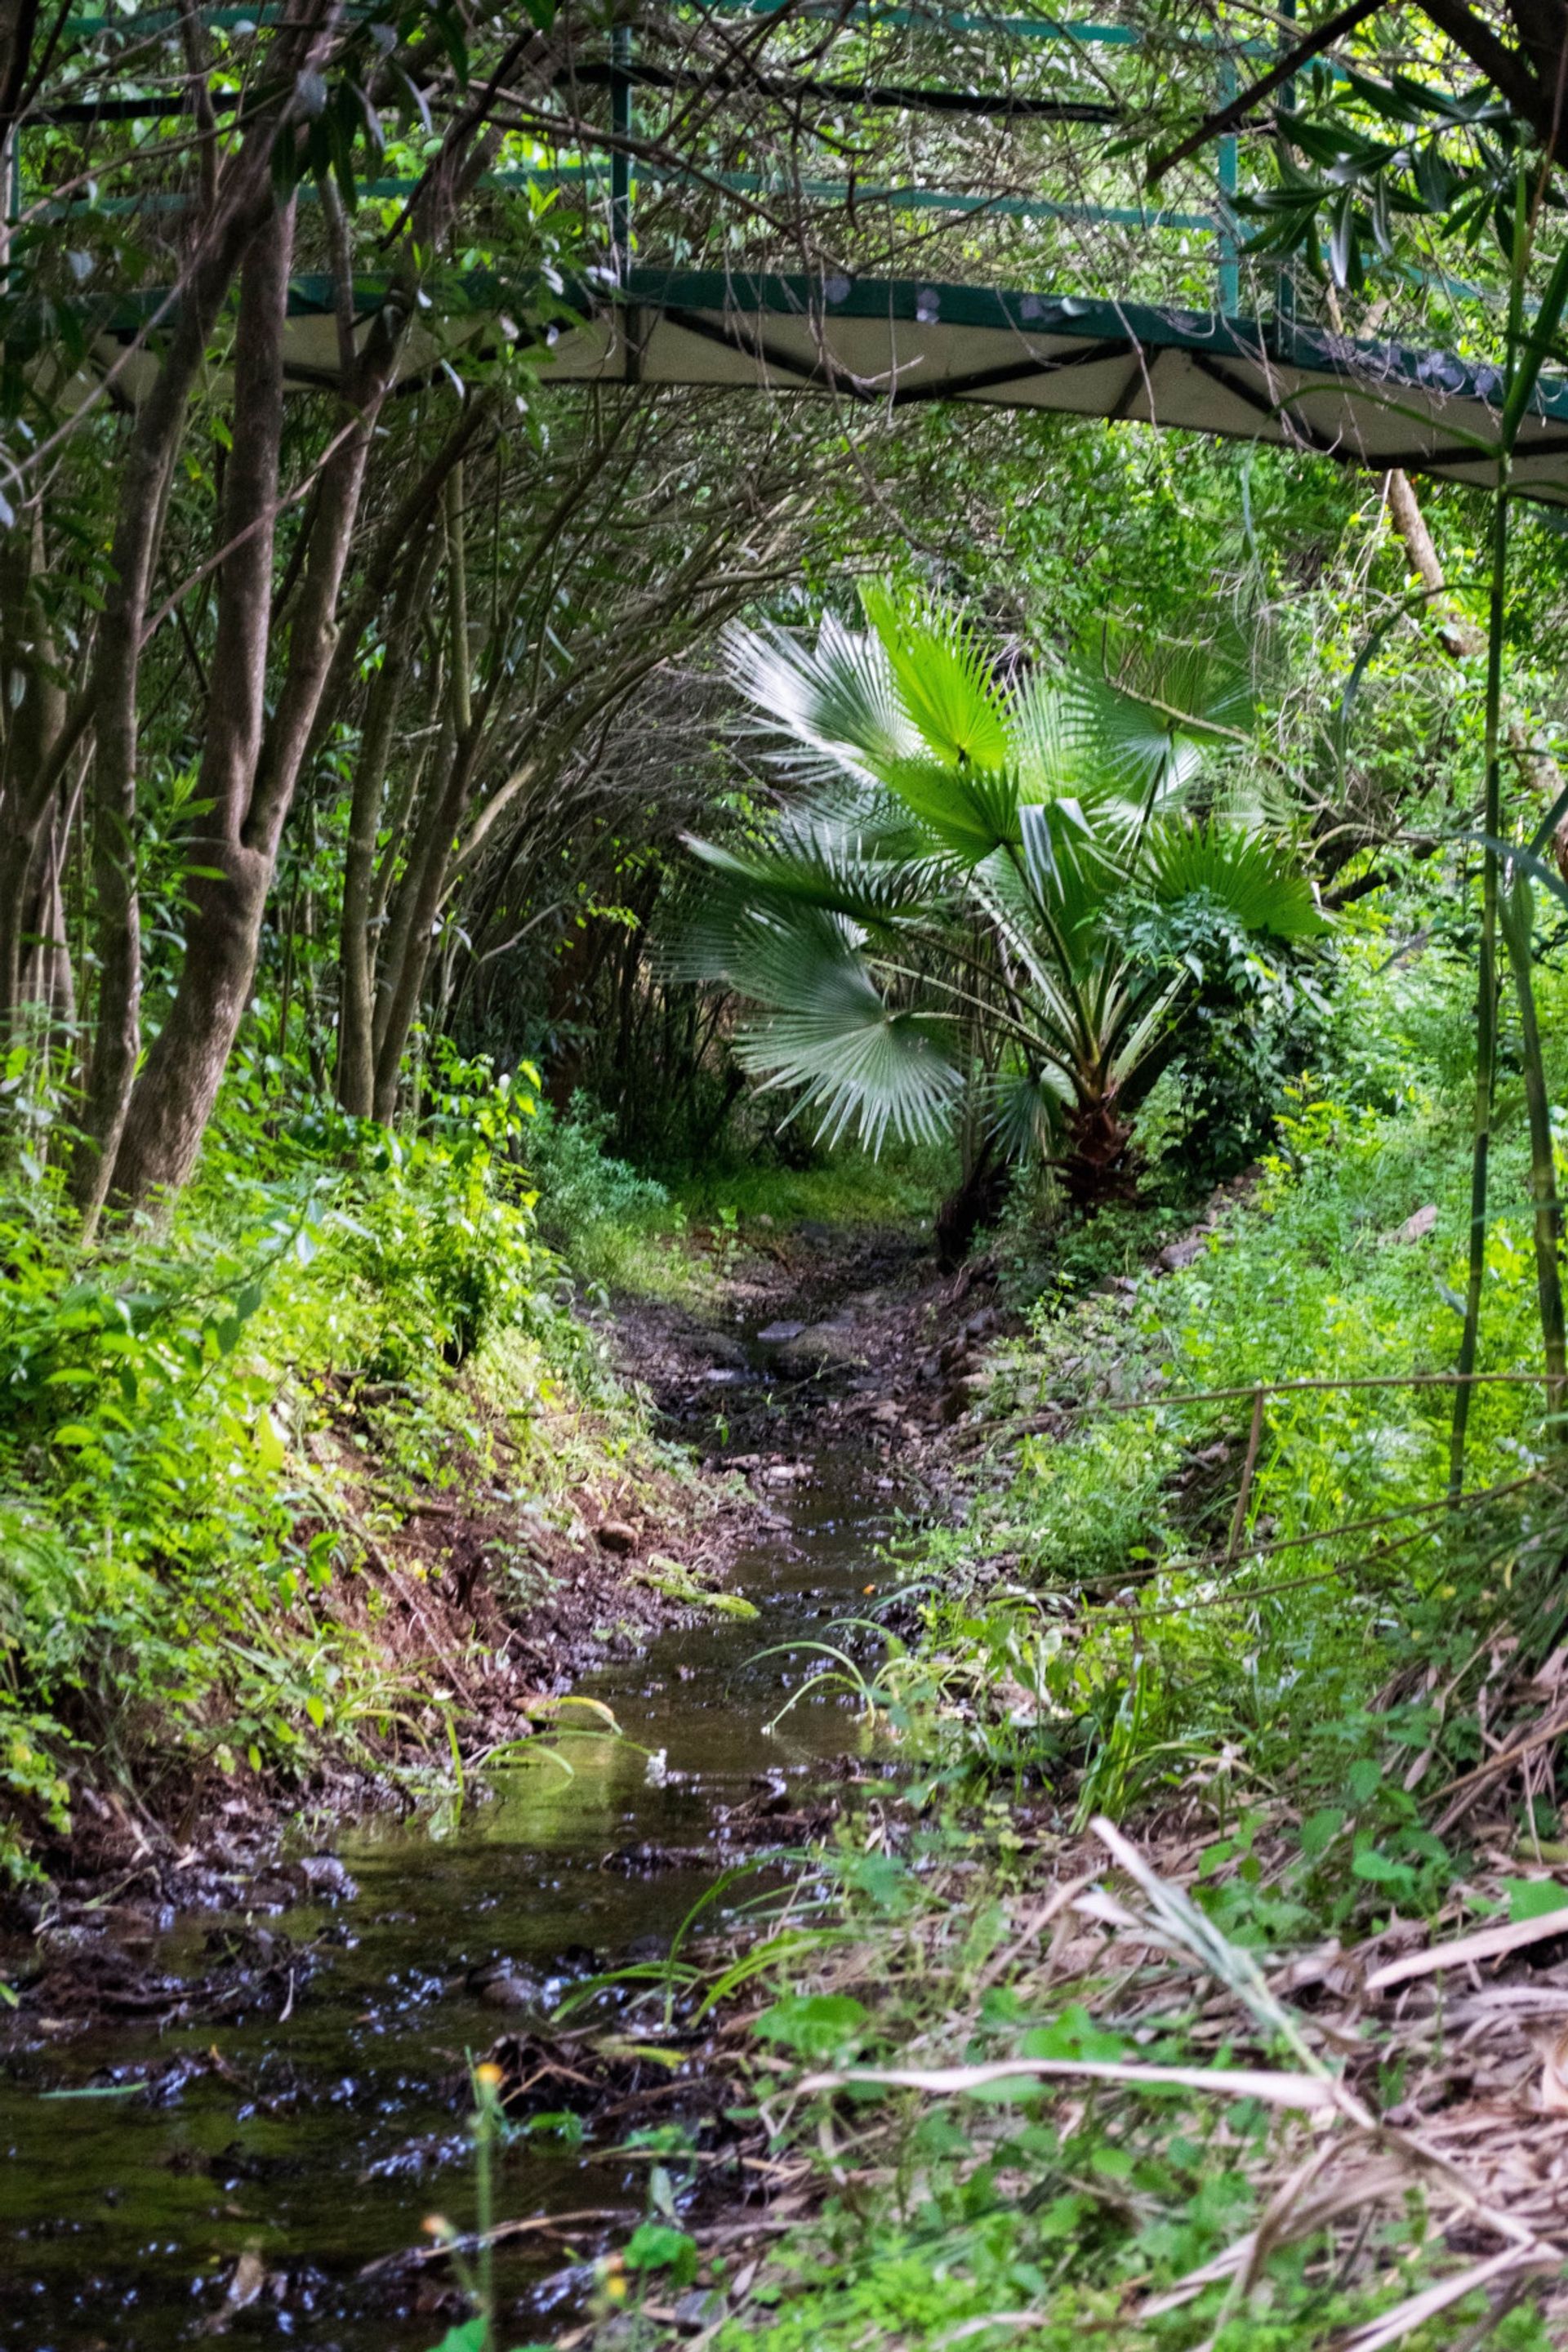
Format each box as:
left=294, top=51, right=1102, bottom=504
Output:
left=105, top=118, right=506, bottom=1209
left=104, top=204, right=293, bottom=1210
left=1059, top=1094, right=1138, bottom=1211
left=0, top=515, right=69, bottom=1038
left=67, top=2, right=340, bottom=1224
left=935, top=1134, right=1013, bottom=1272
left=336, top=524, right=443, bottom=1116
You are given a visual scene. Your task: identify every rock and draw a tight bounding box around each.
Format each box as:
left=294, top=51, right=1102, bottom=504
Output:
left=755, top=1213, right=774, bottom=1229
left=477, top=1966, right=543, bottom=2011
left=632, top=1554, right=761, bottom=1619
left=596, top=1519, right=639, bottom=1555
left=294, top=1854, right=357, bottom=1901
left=941, top=1372, right=991, bottom=1423
left=776, top=1321, right=867, bottom=1370
left=1157, top=1236, right=1205, bottom=1272
left=964, top=1307, right=999, bottom=1340
left=697, top=1330, right=750, bottom=1367
left=756, top=1320, right=804, bottom=1343
left=1390, top=1204, right=1439, bottom=1245
left=673, top=2287, right=726, bottom=2332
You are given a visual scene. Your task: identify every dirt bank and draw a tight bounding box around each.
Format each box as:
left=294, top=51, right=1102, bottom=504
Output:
left=4, top=1216, right=1005, bottom=2025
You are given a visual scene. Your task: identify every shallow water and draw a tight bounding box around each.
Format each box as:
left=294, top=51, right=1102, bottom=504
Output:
left=0, top=1375, right=895, bottom=2347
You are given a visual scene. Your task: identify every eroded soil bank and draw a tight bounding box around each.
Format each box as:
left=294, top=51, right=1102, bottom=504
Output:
left=0, top=1222, right=992, bottom=2347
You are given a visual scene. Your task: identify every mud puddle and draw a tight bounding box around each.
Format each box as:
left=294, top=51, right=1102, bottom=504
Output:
left=0, top=1318, right=905, bottom=2348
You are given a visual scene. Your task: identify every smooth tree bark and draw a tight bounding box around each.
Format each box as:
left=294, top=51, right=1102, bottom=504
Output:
left=0, top=514, right=70, bottom=1034
left=66, top=1, right=340, bottom=1222
left=104, top=94, right=515, bottom=1208
left=99, top=203, right=294, bottom=1209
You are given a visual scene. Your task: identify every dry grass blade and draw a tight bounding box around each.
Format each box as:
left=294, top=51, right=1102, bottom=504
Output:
left=1432, top=1695, right=1568, bottom=1833
left=1089, top=1815, right=1330, bottom=2075
left=1365, top=1904, right=1568, bottom=1992
left=1328, top=2243, right=1554, bottom=2352
left=795, top=2056, right=1339, bottom=2109
left=1139, top=2158, right=1417, bottom=2316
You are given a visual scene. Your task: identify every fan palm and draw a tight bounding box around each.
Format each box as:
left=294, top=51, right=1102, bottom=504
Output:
left=683, top=585, right=1325, bottom=1218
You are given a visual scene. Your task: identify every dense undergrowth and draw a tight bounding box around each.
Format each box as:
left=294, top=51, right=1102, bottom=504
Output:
left=0, top=1058, right=686, bottom=1887
left=553, top=924, right=1568, bottom=2352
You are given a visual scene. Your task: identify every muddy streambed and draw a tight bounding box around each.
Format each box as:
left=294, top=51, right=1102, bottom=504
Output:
left=0, top=1334, right=905, bottom=2348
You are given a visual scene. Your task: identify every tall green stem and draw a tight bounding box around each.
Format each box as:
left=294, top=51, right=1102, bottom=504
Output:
left=1502, top=875, right=1568, bottom=1448
left=1449, top=479, right=1508, bottom=1499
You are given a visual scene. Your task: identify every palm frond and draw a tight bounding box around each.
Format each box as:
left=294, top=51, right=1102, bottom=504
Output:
left=1008, top=670, right=1084, bottom=805
left=1147, top=822, right=1329, bottom=939
left=1065, top=625, right=1257, bottom=818
left=687, top=822, right=948, bottom=929
left=987, top=1065, right=1070, bottom=1164
left=880, top=754, right=1022, bottom=862
left=719, top=909, right=961, bottom=1150
left=722, top=613, right=916, bottom=786
left=861, top=581, right=1012, bottom=772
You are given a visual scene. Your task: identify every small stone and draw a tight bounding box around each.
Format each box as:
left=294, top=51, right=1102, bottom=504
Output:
left=295, top=1854, right=357, bottom=1901
left=1157, top=1236, right=1205, bottom=1272
left=1392, top=1204, right=1439, bottom=1245
left=755, top=1213, right=774, bottom=1228
left=757, top=1320, right=804, bottom=1343
left=479, top=1967, right=541, bottom=2011
left=596, top=1520, right=639, bottom=1555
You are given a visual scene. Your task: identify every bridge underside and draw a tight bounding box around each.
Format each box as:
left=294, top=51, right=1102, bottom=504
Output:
left=82, top=268, right=1568, bottom=506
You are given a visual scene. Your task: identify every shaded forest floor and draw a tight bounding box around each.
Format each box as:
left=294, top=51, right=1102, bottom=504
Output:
left=11, top=1166, right=1568, bottom=2350
left=496, top=1181, right=1568, bottom=2352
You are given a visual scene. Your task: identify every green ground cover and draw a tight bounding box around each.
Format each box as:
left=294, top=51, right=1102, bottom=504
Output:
left=558, top=923, right=1568, bottom=2352
left=0, top=1067, right=686, bottom=1887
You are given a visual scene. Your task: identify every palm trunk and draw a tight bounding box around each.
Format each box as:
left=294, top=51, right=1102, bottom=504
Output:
left=1059, top=1093, right=1138, bottom=1209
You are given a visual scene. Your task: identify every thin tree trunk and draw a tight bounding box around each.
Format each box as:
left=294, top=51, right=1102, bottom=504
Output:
left=1501, top=875, right=1567, bottom=1447
left=102, top=202, right=293, bottom=1211
left=1449, top=479, right=1509, bottom=1498
left=67, top=6, right=333, bottom=1223
left=105, top=121, right=507, bottom=1209
left=371, top=470, right=479, bottom=1120
left=0, top=512, right=68, bottom=1033
left=336, top=525, right=443, bottom=1115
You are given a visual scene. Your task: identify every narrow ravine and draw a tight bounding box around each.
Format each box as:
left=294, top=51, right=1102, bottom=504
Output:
left=0, top=1289, right=920, bottom=2348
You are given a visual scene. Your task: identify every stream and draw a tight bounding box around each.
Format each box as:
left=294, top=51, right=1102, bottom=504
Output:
left=0, top=1319, right=900, bottom=2348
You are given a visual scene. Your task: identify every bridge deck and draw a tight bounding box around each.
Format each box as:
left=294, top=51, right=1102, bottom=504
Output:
left=76, top=268, right=1568, bottom=505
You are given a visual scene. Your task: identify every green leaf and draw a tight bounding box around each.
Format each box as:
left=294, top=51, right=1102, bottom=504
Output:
left=1503, top=1878, right=1568, bottom=1923
left=50, top=1423, right=98, bottom=1448
left=425, top=2323, right=488, bottom=2352
left=255, top=1411, right=287, bottom=1473
left=861, top=582, right=1011, bottom=773
left=1351, top=1847, right=1412, bottom=1886
left=623, top=2222, right=698, bottom=2285
left=755, top=1993, right=869, bottom=2059
left=1299, top=1807, right=1345, bottom=1862
left=1147, top=823, right=1327, bottom=938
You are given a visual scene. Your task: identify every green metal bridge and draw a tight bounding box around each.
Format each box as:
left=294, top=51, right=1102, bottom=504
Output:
left=43, top=2, right=1568, bottom=505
